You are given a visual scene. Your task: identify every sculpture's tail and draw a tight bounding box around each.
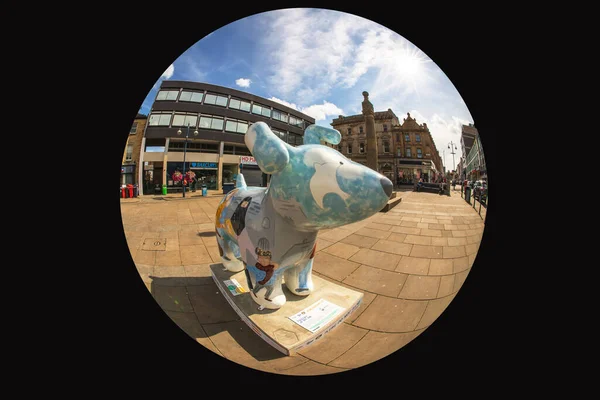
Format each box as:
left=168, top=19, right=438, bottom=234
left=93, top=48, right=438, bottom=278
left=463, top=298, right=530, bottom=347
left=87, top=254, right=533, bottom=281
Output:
left=235, top=173, right=247, bottom=189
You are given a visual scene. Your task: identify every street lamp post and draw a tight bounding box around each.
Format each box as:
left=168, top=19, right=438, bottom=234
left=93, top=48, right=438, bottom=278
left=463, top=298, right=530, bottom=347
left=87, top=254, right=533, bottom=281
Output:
left=447, top=141, right=457, bottom=175
left=177, top=122, right=199, bottom=198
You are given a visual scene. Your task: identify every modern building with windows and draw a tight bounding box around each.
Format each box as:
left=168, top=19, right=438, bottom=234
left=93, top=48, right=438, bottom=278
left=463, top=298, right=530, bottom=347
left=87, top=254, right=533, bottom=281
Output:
left=121, top=113, right=147, bottom=186
left=462, top=124, right=486, bottom=182
left=139, top=81, right=315, bottom=194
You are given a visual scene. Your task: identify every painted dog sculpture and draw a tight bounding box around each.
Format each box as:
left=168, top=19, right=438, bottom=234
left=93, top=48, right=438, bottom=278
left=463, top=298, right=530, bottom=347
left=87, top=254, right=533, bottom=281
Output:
left=215, top=121, right=393, bottom=310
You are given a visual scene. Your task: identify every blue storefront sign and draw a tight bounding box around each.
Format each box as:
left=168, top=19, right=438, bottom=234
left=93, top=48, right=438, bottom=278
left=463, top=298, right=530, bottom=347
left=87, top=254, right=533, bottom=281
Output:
left=190, top=162, right=217, bottom=169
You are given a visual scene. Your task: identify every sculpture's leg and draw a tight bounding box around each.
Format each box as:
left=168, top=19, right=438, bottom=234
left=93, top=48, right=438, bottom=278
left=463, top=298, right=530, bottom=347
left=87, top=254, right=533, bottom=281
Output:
left=216, top=231, right=244, bottom=272
left=249, top=269, right=286, bottom=310
left=284, top=259, right=314, bottom=296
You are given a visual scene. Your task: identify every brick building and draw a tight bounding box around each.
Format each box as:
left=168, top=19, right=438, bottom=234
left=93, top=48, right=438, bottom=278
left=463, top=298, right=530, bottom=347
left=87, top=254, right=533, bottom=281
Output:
left=121, top=113, right=148, bottom=186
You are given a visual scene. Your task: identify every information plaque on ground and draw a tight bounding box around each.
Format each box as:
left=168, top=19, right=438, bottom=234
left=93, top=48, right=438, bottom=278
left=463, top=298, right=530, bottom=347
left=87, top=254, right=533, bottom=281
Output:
left=210, top=264, right=363, bottom=356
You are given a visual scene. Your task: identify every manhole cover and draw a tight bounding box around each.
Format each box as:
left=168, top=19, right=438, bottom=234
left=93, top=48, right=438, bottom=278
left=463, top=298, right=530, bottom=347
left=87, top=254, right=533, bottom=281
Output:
left=141, top=238, right=167, bottom=251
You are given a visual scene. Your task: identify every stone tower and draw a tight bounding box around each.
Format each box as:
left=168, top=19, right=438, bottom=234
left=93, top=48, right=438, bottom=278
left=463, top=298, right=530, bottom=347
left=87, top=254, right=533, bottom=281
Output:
left=362, top=91, right=378, bottom=171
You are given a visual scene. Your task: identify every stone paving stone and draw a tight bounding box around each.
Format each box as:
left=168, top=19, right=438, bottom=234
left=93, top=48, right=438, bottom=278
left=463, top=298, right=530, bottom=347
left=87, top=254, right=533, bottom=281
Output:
left=183, top=263, right=214, bottom=279
left=437, top=275, right=455, bottom=297
left=391, top=226, right=421, bottom=235
left=339, top=234, right=379, bottom=249
left=187, top=284, right=240, bottom=324
left=416, top=223, right=429, bottom=229
left=322, top=242, right=361, bottom=259
left=371, top=239, right=413, bottom=257
left=134, top=248, right=156, bottom=265
left=441, top=230, right=454, bottom=237
left=385, top=232, right=408, bottom=244
left=298, top=322, right=369, bottom=364
left=468, top=253, right=477, bottom=268
left=178, top=231, right=204, bottom=246
left=312, top=252, right=361, bottom=281
left=141, top=232, right=162, bottom=239
left=197, top=223, right=214, bottom=233
left=206, top=246, right=221, bottom=263
left=136, top=264, right=154, bottom=284
left=179, top=224, right=201, bottom=232
left=443, top=246, right=467, bottom=259
left=354, top=227, right=392, bottom=240
left=403, top=234, right=432, bottom=246
left=398, top=275, right=441, bottom=300
left=163, top=310, right=221, bottom=354
left=343, top=265, right=408, bottom=297
left=153, top=285, right=194, bottom=313
left=151, top=265, right=186, bottom=282
left=349, top=248, right=403, bottom=271
left=444, top=224, right=458, bottom=230
left=165, top=238, right=179, bottom=252
left=451, top=230, right=469, bottom=237
left=153, top=249, right=181, bottom=266
left=420, top=218, right=438, bottom=224
left=428, top=259, right=454, bottom=276
left=453, top=256, right=470, bottom=273
left=283, top=360, right=348, bottom=375
left=364, top=222, right=394, bottom=232
left=328, top=330, right=425, bottom=369
left=447, top=237, right=468, bottom=246
left=192, top=214, right=212, bottom=224
left=416, top=294, right=456, bottom=330
left=420, top=228, right=443, bottom=237
left=430, top=237, right=448, bottom=246
left=453, top=269, right=471, bottom=293
left=402, top=216, right=421, bottom=222
left=353, top=296, right=428, bottom=332
left=400, top=221, right=419, bottom=228
left=318, top=228, right=354, bottom=242
left=316, top=238, right=335, bottom=251
left=395, top=256, right=430, bottom=275
left=180, top=245, right=213, bottom=265
left=428, top=223, right=445, bottom=230
left=465, top=243, right=479, bottom=255
left=200, top=235, right=217, bottom=247
left=410, top=244, right=443, bottom=259
left=467, top=235, right=481, bottom=244
left=346, top=291, right=377, bottom=324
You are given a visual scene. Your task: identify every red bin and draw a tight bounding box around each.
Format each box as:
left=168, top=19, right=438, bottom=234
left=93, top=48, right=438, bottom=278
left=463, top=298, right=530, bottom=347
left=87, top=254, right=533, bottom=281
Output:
left=127, top=184, right=134, bottom=198
left=121, top=186, right=127, bottom=198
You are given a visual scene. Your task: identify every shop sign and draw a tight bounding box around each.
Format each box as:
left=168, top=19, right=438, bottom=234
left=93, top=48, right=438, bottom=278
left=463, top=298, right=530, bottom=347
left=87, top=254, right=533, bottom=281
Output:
left=190, top=162, right=217, bottom=169
left=239, top=156, right=258, bottom=165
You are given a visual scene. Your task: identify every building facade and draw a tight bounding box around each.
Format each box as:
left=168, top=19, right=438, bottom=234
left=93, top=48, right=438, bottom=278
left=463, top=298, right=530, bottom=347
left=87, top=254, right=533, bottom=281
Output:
left=463, top=125, right=486, bottom=182
left=460, top=124, right=478, bottom=181
left=121, top=113, right=147, bottom=186
left=330, top=109, right=443, bottom=185
left=139, top=81, right=315, bottom=194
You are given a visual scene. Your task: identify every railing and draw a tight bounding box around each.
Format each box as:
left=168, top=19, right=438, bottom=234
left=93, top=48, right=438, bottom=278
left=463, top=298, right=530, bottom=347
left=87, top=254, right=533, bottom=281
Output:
left=460, top=184, right=487, bottom=219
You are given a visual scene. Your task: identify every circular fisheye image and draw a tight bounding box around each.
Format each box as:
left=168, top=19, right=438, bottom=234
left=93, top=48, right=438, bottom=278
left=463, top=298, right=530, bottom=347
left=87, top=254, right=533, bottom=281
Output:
left=120, top=8, right=488, bottom=376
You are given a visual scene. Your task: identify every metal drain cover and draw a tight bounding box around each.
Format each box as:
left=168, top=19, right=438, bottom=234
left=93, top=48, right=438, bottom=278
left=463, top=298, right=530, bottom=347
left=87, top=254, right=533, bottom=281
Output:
left=141, top=238, right=167, bottom=251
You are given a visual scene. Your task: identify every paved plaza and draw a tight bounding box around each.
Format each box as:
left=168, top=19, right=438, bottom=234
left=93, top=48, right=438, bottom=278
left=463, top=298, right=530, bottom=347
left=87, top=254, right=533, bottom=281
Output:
left=120, top=186, right=487, bottom=375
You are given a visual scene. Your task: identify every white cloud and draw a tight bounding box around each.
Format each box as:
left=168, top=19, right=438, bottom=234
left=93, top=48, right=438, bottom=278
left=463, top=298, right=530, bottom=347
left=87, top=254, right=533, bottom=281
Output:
left=236, top=78, right=252, bottom=88
left=161, top=64, right=174, bottom=79
left=269, top=97, right=343, bottom=122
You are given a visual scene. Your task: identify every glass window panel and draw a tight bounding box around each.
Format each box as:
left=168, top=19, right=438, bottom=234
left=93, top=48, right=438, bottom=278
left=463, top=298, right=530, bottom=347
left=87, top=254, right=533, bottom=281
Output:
left=179, top=91, right=192, bottom=102
left=229, top=99, right=240, bottom=109
left=272, top=110, right=281, bottom=120
left=280, top=114, right=288, bottom=123
left=237, top=122, right=248, bottom=134
left=252, top=104, right=262, bottom=115
left=416, top=135, right=421, bottom=142
left=156, top=91, right=167, bottom=101
left=191, top=92, right=203, bottom=102
left=240, top=101, right=251, bottom=112
left=184, top=115, right=197, bottom=127
left=130, top=122, right=138, bottom=134
left=199, top=116, right=212, bottom=129
left=158, top=114, right=171, bottom=126
left=262, top=107, right=271, bottom=117
left=405, top=134, right=410, bottom=141
left=226, top=120, right=237, bottom=132
left=204, top=94, right=217, bottom=104
left=406, top=148, right=411, bottom=157
left=172, top=114, right=185, bottom=126
left=211, top=118, right=223, bottom=130
left=216, top=95, right=228, bottom=107
left=166, top=90, right=179, bottom=100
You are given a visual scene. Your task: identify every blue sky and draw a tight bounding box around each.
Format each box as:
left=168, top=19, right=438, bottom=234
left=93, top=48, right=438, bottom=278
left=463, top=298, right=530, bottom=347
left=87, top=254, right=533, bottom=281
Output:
left=139, top=8, right=474, bottom=170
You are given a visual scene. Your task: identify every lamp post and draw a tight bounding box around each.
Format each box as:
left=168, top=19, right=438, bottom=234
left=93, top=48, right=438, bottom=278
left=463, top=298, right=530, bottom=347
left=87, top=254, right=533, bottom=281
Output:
left=177, top=122, right=198, bottom=198
left=447, top=141, right=457, bottom=175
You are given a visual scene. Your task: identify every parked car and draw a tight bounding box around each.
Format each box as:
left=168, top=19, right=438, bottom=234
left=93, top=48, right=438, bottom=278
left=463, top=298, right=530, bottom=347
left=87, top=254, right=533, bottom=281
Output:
left=473, top=180, right=487, bottom=201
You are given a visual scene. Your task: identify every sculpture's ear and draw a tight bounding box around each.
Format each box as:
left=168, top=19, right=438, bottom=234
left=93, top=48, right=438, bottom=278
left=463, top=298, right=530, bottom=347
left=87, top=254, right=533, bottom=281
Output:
left=245, top=122, right=290, bottom=174
left=303, top=124, right=341, bottom=145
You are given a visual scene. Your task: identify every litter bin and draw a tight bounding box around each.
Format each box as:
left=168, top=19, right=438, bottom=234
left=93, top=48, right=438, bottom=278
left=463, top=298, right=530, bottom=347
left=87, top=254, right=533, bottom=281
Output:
left=161, top=184, right=167, bottom=195
left=464, top=186, right=471, bottom=203
left=121, top=186, right=127, bottom=198
left=133, top=184, right=139, bottom=197
left=223, top=182, right=235, bottom=194
left=127, top=184, right=134, bottom=198
left=201, top=184, right=207, bottom=197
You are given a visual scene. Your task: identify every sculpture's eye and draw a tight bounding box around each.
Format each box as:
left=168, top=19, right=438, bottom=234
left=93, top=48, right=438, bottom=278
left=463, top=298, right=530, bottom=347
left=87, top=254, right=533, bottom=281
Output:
left=339, top=161, right=344, bottom=165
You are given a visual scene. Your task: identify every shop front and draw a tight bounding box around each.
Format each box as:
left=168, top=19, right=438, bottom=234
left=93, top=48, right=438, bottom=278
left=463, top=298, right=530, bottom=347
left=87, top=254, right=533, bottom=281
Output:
left=167, top=161, right=218, bottom=190
left=238, top=155, right=264, bottom=187
left=121, top=164, right=135, bottom=185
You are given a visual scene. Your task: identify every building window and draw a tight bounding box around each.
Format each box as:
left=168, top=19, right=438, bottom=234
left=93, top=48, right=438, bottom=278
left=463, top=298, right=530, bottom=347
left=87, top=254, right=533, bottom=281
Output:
left=149, top=112, right=172, bottom=126
left=289, top=115, right=303, bottom=129
left=179, top=90, right=204, bottom=103
left=252, top=103, right=272, bottom=118
left=359, top=143, right=365, bottom=153
left=337, top=144, right=342, bottom=152
left=383, top=141, right=390, bottom=153
left=271, top=128, right=287, bottom=141
left=156, top=90, right=179, bottom=101
left=228, top=98, right=251, bottom=112
left=287, top=133, right=302, bottom=146
left=347, top=128, right=352, bottom=135
left=348, top=145, right=352, bottom=154
left=172, top=113, right=198, bottom=128
left=406, top=148, right=411, bottom=157
left=397, top=148, right=402, bottom=157
left=405, top=134, right=410, bottom=142
left=126, top=143, right=133, bottom=161
left=359, top=126, right=363, bottom=134
left=129, top=122, right=138, bottom=134
left=204, top=93, right=229, bottom=107
left=225, top=118, right=249, bottom=134
left=417, top=148, right=423, bottom=158
left=199, top=115, right=224, bottom=131
left=383, top=124, right=387, bottom=132
left=396, top=133, right=399, bottom=141
left=416, top=134, right=421, bottom=142
left=272, top=109, right=288, bottom=123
